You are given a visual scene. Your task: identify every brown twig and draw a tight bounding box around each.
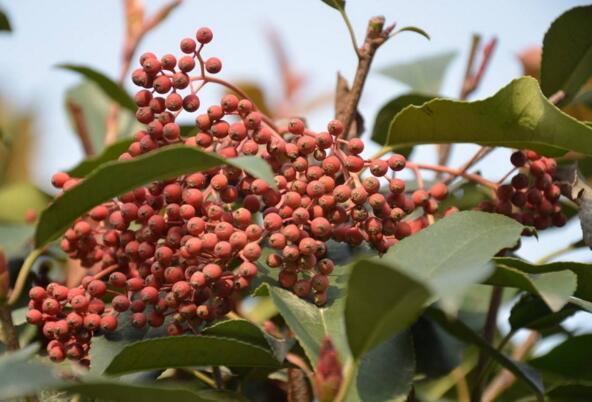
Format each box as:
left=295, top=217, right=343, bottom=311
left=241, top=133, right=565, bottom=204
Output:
left=66, top=100, right=95, bottom=156
left=471, top=286, right=504, bottom=402
left=336, top=16, right=393, bottom=136
left=482, top=331, right=540, bottom=402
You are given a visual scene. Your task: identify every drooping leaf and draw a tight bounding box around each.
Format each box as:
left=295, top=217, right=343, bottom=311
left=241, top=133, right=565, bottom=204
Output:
left=387, top=77, right=592, bottom=156
left=529, top=334, right=592, bottom=382
left=427, top=307, right=545, bottom=401
left=485, top=264, right=577, bottom=311
left=68, top=137, right=134, bottom=177
left=255, top=274, right=415, bottom=401
left=0, top=182, right=50, bottom=224
left=65, top=81, right=142, bottom=154
left=344, top=211, right=522, bottom=359
left=105, top=335, right=281, bottom=376
left=379, top=51, right=456, bottom=94
left=58, top=64, right=136, bottom=111
left=393, top=26, right=431, bottom=41
left=371, top=93, right=434, bottom=148
left=380, top=211, right=523, bottom=300
left=541, top=5, right=592, bottom=106
left=0, top=10, right=11, bottom=32
left=35, top=147, right=275, bottom=247
left=493, top=257, right=592, bottom=302
left=345, top=259, right=431, bottom=359
left=321, top=0, right=345, bottom=11
left=508, top=294, right=578, bottom=333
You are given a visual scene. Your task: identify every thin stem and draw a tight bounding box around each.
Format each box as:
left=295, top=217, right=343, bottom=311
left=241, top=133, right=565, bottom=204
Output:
left=66, top=100, right=95, bottom=156
left=338, top=8, right=361, bottom=58
left=537, top=241, right=579, bottom=264
left=190, top=369, right=217, bottom=388
left=7, top=248, right=43, bottom=306
left=471, top=286, right=504, bottom=402
left=407, top=162, right=498, bottom=190
left=0, top=303, right=19, bottom=351
left=336, top=16, right=393, bottom=136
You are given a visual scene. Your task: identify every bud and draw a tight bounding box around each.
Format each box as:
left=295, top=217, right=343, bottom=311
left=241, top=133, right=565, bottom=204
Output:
left=0, top=249, right=9, bottom=301
left=314, top=336, right=343, bottom=402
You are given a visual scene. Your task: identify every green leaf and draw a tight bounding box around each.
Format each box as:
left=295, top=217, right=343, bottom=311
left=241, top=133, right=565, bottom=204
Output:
left=486, top=264, right=577, bottom=311
left=35, top=146, right=275, bottom=247
left=256, top=273, right=415, bottom=401
left=380, top=211, right=523, bottom=301
left=321, top=0, right=345, bottom=11
left=0, top=10, right=11, bottom=32
left=379, top=51, right=456, bottom=94
left=393, top=26, right=431, bottom=41
left=387, top=77, right=592, bottom=156
left=105, top=335, right=281, bottom=375
left=68, top=137, right=134, bottom=177
left=0, top=182, right=50, bottom=224
left=345, top=259, right=431, bottom=358
left=58, top=64, right=136, bottom=111
left=371, top=93, right=434, bottom=147
left=427, top=307, right=545, bottom=401
left=529, top=334, right=592, bottom=382
left=493, top=257, right=592, bottom=302
left=344, top=211, right=522, bottom=360
left=508, top=294, right=577, bottom=333
left=541, top=5, right=592, bottom=106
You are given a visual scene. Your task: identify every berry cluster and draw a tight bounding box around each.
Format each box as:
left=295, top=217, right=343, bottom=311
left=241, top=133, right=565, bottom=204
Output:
left=27, top=27, right=567, bottom=363
left=480, top=150, right=567, bottom=229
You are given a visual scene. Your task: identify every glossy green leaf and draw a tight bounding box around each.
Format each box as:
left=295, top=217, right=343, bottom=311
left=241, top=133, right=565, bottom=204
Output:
left=0, top=10, right=11, bottom=32
left=387, top=77, right=592, bottom=156
left=493, top=257, right=592, bottom=302
left=379, top=51, right=456, bottom=94
left=35, top=147, right=275, bottom=247
left=345, top=259, right=431, bottom=358
left=380, top=211, right=523, bottom=300
left=105, top=335, right=281, bottom=375
left=508, top=294, right=578, bottom=333
left=58, top=64, right=136, bottom=111
left=321, top=0, right=345, bottom=10
left=371, top=93, right=434, bottom=147
left=427, top=307, right=544, bottom=401
left=68, top=137, right=134, bottom=177
left=529, top=335, right=592, bottom=382
left=344, top=211, right=522, bottom=359
left=541, top=5, right=592, bottom=106
left=0, top=182, right=50, bottom=224
left=486, top=264, right=577, bottom=311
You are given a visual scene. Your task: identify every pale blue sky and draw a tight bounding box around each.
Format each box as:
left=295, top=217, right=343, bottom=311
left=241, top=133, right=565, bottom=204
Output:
left=0, top=0, right=589, bottom=265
